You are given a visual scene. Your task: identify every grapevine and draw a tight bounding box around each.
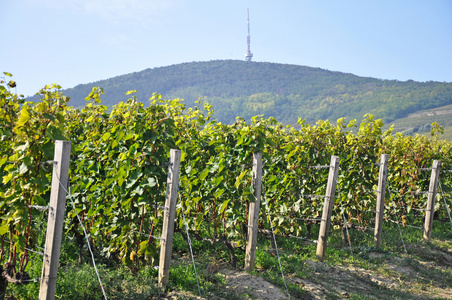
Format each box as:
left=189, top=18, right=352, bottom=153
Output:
left=1, top=74, right=452, bottom=290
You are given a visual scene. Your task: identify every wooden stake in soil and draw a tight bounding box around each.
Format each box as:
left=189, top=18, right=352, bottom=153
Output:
left=374, top=154, right=389, bottom=247
left=39, top=140, right=71, bottom=300
left=244, top=152, right=263, bottom=272
left=316, top=156, right=340, bottom=261
left=423, top=160, right=441, bottom=241
left=158, top=149, right=181, bottom=286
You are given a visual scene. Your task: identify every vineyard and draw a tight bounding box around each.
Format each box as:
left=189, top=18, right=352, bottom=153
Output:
left=1, top=72, right=452, bottom=299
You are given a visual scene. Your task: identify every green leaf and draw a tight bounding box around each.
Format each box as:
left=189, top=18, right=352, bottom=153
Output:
left=219, top=199, right=230, bottom=214
left=132, top=186, right=144, bottom=196
left=125, top=171, right=142, bottom=189
left=23, top=156, right=32, bottom=166
left=138, top=240, right=148, bottom=255
left=46, top=125, right=66, bottom=141
left=2, top=173, right=13, bottom=184
left=0, top=156, right=7, bottom=167
left=124, top=133, right=134, bottom=141
left=214, top=188, right=225, bottom=199
left=143, top=177, right=156, bottom=188
left=102, top=132, right=111, bottom=141
left=42, top=141, right=54, bottom=158
left=14, top=142, right=28, bottom=151
left=214, top=176, right=224, bottom=187
left=43, top=113, right=56, bottom=121
left=19, top=162, right=28, bottom=174
left=3, top=72, right=12, bottom=77
left=195, top=214, right=204, bottom=230
left=0, top=224, right=8, bottom=235
left=56, top=113, right=65, bottom=123
left=111, top=139, right=118, bottom=148
left=199, top=168, right=209, bottom=181
left=235, top=170, right=248, bottom=189
left=15, top=105, right=31, bottom=129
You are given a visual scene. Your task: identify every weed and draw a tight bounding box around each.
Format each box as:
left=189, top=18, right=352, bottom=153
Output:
left=4, top=215, right=452, bottom=299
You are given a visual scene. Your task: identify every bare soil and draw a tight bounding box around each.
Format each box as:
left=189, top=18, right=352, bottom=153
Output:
left=161, top=241, right=452, bottom=299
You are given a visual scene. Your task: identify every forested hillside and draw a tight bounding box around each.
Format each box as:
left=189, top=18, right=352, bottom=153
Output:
left=54, top=60, right=452, bottom=125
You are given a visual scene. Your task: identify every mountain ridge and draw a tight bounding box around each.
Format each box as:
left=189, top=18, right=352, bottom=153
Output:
left=56, top=60, right=452, bottom=126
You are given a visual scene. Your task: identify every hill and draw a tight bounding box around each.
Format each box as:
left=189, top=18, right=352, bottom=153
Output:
left=57, top=60, right=452, bottom=126
left=384, top=103, right=452, bottom=140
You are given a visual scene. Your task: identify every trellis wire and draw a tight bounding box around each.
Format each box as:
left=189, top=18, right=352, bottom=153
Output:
left=133, top=230, right=165, bottom=241
left=336, top=170, right=353, bottom=258
left=299, top=194, right=326, bottom=199
left=178, top=190, right=202, bottom=297
left=288, top=234, right=318, bottom=243
left=3, top=239, right=44, bottom=256
left=39, top=160, right=57, bottom=172
left=3, top=274, right=52, bottom=284
left=387, top=219, right=423, bottom=230
left=308, top=165, right=332, bottom=169
left=153, top=204, right=168, bottom=210
left=261, top=184, right=291, bottom=299
left=411, top=208, right=427, bottom=212
left=21, top=277, right=42, bottom=283
left=406, top=224, right=423, bottom=230
left=340, top=209, right=353, bottom=257
left=420, top=167, right=433, bottom=171
left=65, top=179, right=108, bottom=300
left=294, top=217, right=323, bottom=222
left=409, top=191, right=429, bottom=196
left=387, top=187, right=408, bottom=255
left=388, top=167, right=433, bottom=173
left=438, top=180, right=452, bottom=226
left=28, top=205, right=49, bottom=211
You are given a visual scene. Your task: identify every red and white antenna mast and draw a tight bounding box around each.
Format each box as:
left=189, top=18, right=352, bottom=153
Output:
left=245, top=8, right=253, bottom=61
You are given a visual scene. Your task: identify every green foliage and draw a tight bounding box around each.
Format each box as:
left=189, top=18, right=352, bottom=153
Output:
left=68, top=91, right=177, bottom=268
left=2, top=74, right=452, bottom=298
left=1, top=76, right=69, bottom=273
left=10, top=263, right=161, bottom=300
left=44, top=60, right=452, bottom=127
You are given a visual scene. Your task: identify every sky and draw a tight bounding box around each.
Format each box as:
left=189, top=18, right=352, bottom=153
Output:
left=1, top=0, right=452, bottom=97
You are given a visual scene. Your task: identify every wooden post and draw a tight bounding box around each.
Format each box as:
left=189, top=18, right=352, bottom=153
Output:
left=39, top=140, right=71, bottom=300
left=423, top=160, right=441, bottom=241
left=316, top=156, right=340, bottom=261
left=374, top=154, right=389, bottom=247
left=244, top=153, right=263, bottom=272
left=158, top=149, right=181, bottom=286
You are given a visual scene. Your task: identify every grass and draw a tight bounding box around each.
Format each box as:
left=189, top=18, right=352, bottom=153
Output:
left=384, top=103, right=452, bottom=141
left=7, top=259, right=162, bottom=300
left=4, top=218, right=452, bottom=299
left=249, top=219, right=452, bottom=299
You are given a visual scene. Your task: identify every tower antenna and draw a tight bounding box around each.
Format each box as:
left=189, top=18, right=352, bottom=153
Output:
left=245, top=8, right=253, bottom=61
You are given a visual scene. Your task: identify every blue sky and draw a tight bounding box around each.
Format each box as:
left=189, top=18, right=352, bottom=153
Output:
left=1, top=0, right=452, bottom=97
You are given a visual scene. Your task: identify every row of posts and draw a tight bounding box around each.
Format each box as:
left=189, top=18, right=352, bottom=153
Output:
left=160, top=151, right=442, bottom=275
left=37, top=144, right=441, bottom=299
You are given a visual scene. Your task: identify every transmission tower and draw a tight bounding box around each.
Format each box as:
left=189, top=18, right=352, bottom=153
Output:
left=245, top=8, right=253, bottom=62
